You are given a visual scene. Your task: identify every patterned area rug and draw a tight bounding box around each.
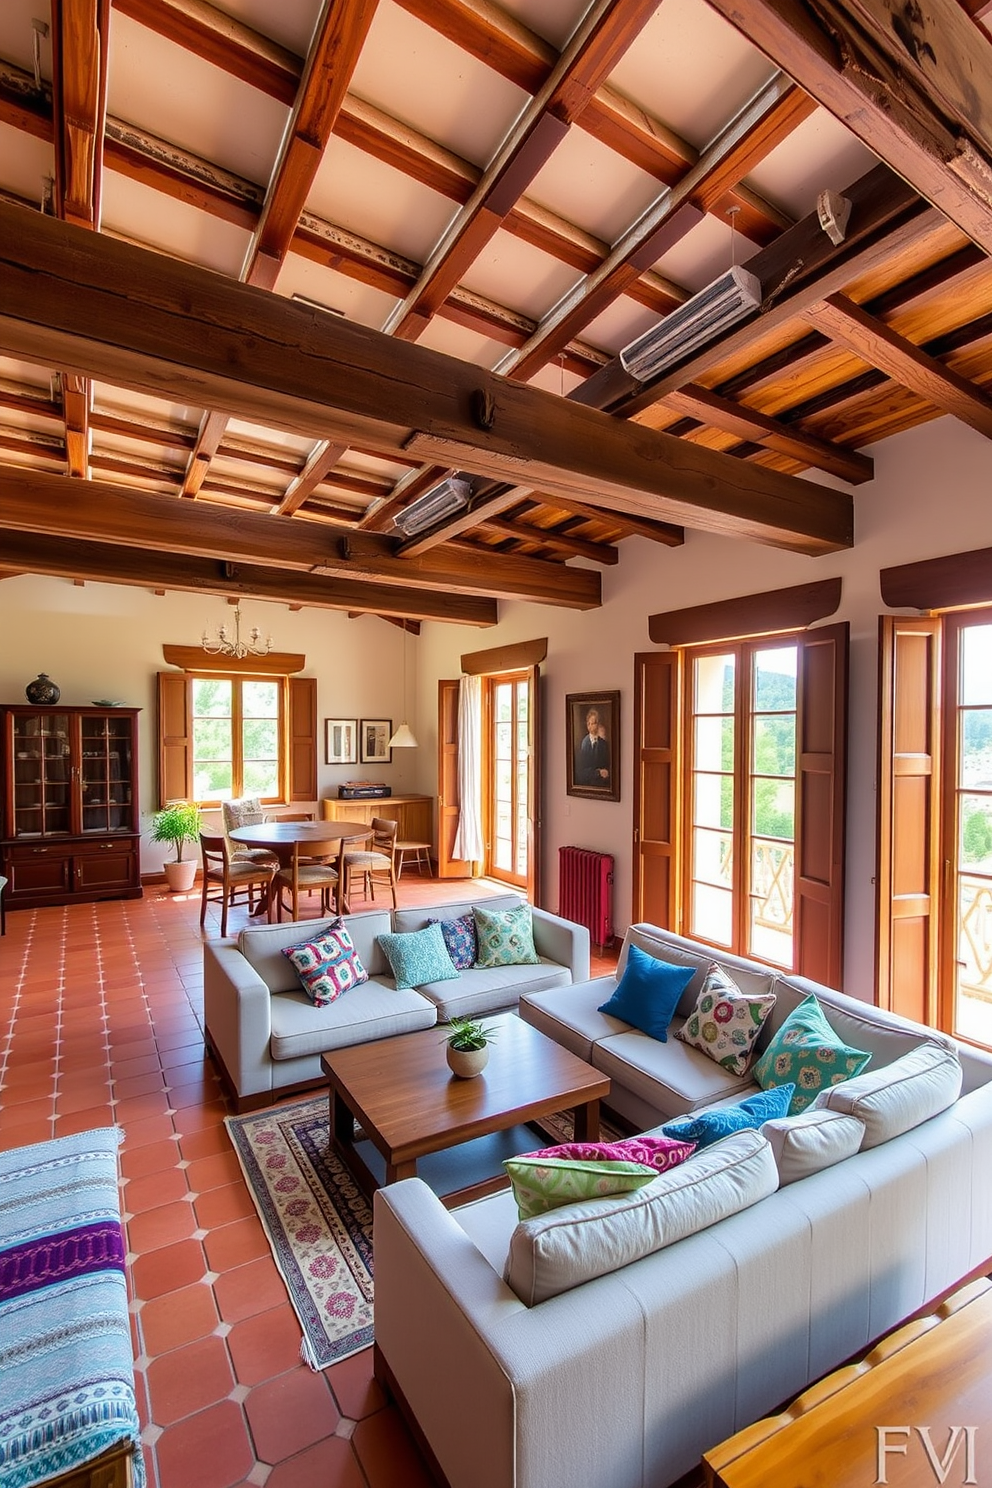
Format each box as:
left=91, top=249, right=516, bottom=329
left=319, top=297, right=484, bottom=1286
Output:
left=226, top=1098, right=631, bottom=1370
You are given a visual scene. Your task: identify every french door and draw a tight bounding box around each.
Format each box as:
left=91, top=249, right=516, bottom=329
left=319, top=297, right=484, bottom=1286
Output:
left=484, top=669, right=537, bottom=895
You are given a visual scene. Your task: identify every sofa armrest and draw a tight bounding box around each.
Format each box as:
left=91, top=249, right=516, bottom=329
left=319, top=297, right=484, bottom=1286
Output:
left=203, top=940, right=275, bottom=1100
left=531, top=905, right=590, bottom=982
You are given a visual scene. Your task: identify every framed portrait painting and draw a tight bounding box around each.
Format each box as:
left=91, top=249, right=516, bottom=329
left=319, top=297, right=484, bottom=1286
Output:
left=325, top=718, right=358, bottom=766
left=566, top=691, right=620, bottom=801
left=360, top=718, right=393, bottom=765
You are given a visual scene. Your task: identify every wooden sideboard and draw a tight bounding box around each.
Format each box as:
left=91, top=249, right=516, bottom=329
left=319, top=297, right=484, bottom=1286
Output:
left=320, top=794, right=434, bottom=848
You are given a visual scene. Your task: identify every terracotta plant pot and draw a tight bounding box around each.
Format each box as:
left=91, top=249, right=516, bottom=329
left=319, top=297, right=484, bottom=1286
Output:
left=446, top=1044, right=489, bottom=1079
left=164, top=858, right=197, bottom=893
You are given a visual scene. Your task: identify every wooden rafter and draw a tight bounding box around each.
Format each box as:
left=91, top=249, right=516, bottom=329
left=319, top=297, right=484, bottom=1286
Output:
left=473, top=516, right=620, bottom=564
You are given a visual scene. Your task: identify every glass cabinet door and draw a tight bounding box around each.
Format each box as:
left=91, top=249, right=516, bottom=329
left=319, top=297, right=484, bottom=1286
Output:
left=12, top=711, right=71, bottom=837
left=81, top=714, right=134, bottom=834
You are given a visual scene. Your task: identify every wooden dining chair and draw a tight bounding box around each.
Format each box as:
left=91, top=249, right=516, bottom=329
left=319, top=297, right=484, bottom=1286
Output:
left=272, top=838, right=346, bottom=921
left=343, top=816, right=398, bottom=908
left=221, top=798, right=279, bottom=870
left=199, top=832, right=276, bottom=938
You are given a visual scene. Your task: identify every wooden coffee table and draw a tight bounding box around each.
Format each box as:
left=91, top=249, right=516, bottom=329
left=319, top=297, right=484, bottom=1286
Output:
left=320, top=1012, right=610, bottom=1206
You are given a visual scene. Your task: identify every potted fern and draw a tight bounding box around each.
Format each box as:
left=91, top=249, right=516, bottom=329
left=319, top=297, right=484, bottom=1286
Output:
left=443, top=1016, right=498, bottom=1079
left=150, top=801, right=201, bottom=892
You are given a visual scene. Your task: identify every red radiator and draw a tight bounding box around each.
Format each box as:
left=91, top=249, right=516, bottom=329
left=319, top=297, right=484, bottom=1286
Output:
left=558, top=846, right=614, bottom=950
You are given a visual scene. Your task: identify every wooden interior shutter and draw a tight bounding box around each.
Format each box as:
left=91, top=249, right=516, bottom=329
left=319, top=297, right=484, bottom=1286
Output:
left=632, top=651, right=679, bottom=928
left=157, top=671, right=192, bottom=807
left=288, top=676, right=317, bottom=801
left=794, top=622, right=848, bottom=986
left=437, top=678, right=471, bottom=878
left=877, top=615, right=942, bottom=1022
left=525, top=664, right=542, bottom=906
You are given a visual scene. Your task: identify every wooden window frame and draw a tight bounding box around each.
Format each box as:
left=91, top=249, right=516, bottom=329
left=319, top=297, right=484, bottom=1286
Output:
left=188, top=672, right=286, bottom=808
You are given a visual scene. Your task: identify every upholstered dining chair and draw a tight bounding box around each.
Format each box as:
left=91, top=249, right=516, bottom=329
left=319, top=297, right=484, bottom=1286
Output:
left=199, top=832, right=276, bottom=938
left=221, top=797, right=279, bottom=870
left=343, top=816, right=398, bottom=908
left=272, top=838, right=346, bottom=922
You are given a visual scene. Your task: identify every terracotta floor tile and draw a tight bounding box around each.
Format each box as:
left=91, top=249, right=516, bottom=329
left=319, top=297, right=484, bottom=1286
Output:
left=168, top=1077, right=223, bottom=1111
left=120, top=1137, right=180, bottom=1179
left=0, top=1096, right=55, bottom=1128
left=146, top=1334, right=235, bottom=1425
left=140, top=1280, right=219, bottom=1356
left=245, top=1367, right=339, bottom=1463
left=131, top=1237, right=207, bottom=1301
left=115, top=1070, right=170, bottom=1100
left=123, top=1166, right=190, bottom=1214
left=155, top=1028, right=205, bottom=1053
left=117, top=1112, right=177, bottom=1148
left=326, top=1347, right=387, bottom=1421
left=0, top=1119, right=56, bottom=1149
left=352, top=1407, right=436, bottom=1488
left=186, top=1149, right=242, bottom=1194
left=193, top=1182, right=255, bottom=1230
left=114, top=1053, right=164, bottom=1080
left=171, top=1101, right=229, bottom=1136
left=203, top=1215, right=268, bottom=1273
left=58, top=1083, right=114, bottom=1115
left=54, top=1106, right=116, bottom=1137
left=154, top=1399, right=253, bottom=1488
left=212, top=1255, right=288, bottom=1325
left=115, top=1092, right=174, bottom=1123
left=227, top=1303, right=302, bottom=1386
left=109, top=1037, right=159, bottom=1061
left=177, top=1124, right=231, bottom=1162
left=127, top=1199, right=198, bottom=1254
left=264, top=1435, right=366, bottom=1488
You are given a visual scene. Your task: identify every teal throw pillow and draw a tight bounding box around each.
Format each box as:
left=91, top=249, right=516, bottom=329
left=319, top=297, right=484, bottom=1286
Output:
left=597, top=943, right=695, bottom=1042
left=504, top=1155, right=657, bottom=1221
left=752, top=995, right=871, bottom=1114
left=473, top=902, right=540, bottom=968
left=377, top=921, right=460, bottom=990
left=661, top=1084, right=795, bottom=1149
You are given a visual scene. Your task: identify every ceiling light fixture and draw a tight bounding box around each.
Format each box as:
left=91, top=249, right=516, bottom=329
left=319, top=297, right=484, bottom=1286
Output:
left=392, top=476, right=471, bottom=537
left=201, top=604, right=272, bottom=660
left=619, top=264, right=762, bottom=382
left=389, top=625, right=418, bottom=749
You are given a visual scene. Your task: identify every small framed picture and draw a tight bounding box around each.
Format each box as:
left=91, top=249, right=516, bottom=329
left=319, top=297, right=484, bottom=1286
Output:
left=566, top=691, right=620, bottom=801
left=360, top=718, right=392, bottom=765
left=325, top=718, right=358, bottom=766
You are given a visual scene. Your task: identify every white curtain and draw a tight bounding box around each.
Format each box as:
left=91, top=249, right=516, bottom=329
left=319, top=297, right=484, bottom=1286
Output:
left=452, top=673, right=484, bottom=863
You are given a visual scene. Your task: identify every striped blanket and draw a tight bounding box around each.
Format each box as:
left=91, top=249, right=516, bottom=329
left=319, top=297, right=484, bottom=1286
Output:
left=0, top=1128, right=143, bottom=1488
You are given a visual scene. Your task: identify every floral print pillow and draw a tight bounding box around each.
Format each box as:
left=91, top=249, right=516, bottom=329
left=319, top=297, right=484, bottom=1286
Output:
left=752, top=994, right=871, bottom=1114
left=675, top=963, right=776, bottom=1076
left=282, top=920, right=368, bottom=1006
left=473, top=903, right=540, bottom=968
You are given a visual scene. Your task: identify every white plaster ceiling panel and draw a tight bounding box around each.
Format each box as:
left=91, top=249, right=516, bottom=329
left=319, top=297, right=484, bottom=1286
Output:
left=0, top=0, right=51, bottom=76
left=348, top=2, right=529, bottom=168
left=92, top=385, right=202, bottom=434
left=580, top=294, right=660, bottom=358
left=607, top=0, right=776, bottom=151
left=0, top=123, right=54, bottom=210
left=101, top=174, right=252, bottom=278
left=494, top=0, right=595, bottom=50
left=276, top=255, right=398, bottom=332
left=220, top=0, right=323, bottom=58
left=0, top=357, right=52, bottom=391
left=746, top=108, right=879, bottom=218
left=97, top=464, right=176, bottom=494
left=91, top=427, right=184, bottom=470
left=457, top=228, right=583, bottom=323
left=653, top=211, right=756, bottom=292
left=415, top=316, right=508, bottom=371
left=306, top=136, right=457, bottom=266
left=221, top=423, right=312, bottom=457
left=207, top=453, right=287, bottom=492
left=333, top=448, right=411, bottom=481
left=107, top=11, right=287, bottom=189
left=527, top=127, right=660, bottom=243
left=524, top=362, right=586, bottom=397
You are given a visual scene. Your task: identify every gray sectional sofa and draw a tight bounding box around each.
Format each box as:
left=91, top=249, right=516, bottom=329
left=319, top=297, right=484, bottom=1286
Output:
left=373, top=923, right=992, bottom=1488
left=203, top=895, right=590, bottom=1110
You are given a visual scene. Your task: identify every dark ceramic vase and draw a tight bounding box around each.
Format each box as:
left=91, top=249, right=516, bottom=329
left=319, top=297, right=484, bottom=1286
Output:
left=25, top=673, right=61, bottom=705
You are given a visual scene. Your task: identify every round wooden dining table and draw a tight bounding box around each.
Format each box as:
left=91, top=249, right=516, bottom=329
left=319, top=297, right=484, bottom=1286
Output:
left=230, top=819, right=371, bottom=917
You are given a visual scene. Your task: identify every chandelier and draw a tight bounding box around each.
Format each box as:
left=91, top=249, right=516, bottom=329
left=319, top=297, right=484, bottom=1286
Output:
left=201, top=604, right=273, bottom=660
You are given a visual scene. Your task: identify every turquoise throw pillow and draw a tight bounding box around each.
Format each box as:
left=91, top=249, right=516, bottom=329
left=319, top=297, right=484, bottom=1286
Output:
left=474, top=903, right=540, bottom=968
left=752, top=994, right=871, bottom=1114
left=597, top=944, right=695, bottom=1041
left=377, top=922, right=461, bottom=990
left=661, top=1085, right=795, bottom=1149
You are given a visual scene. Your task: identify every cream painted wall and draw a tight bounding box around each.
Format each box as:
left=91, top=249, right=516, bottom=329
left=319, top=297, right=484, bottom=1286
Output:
left=3, top=417, right=989, bottom=987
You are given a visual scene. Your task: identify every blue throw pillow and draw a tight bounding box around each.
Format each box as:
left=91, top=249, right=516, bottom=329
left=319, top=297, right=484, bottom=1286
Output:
left=661, top=1085, right=796, bottom=1150
left=377, top=921, right=461, bottom=991
left=597, top=944, right=696, bottom=1042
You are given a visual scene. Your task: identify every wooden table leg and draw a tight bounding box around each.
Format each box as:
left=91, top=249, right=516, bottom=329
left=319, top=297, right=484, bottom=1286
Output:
left=385, top=1158, right=418, bottom=1184
left=330, top=1086, right=355, bottom=1152
left=573, top=1097, right=600, bottom=1142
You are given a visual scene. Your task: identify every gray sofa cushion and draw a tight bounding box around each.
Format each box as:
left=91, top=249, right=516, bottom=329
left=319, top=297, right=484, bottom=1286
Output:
left=269, top=978, right=436, bottom=1060
left=812, top=1042, right=963, bottom=1148
left=592, top=1027, right=753, bottom=1119
left=239, top=910, right=392, bottom=992
left=392, top=896, right=521, bottom=935
left=519, top=978, right=628, bottom=1061
left=421, top=961, right=571, bottom=1021
left=760, top=1108, right=865, bottom=1184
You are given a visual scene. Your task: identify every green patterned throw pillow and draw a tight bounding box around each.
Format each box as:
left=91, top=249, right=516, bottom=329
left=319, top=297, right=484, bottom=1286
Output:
left=675, top=963, right=776, bottom=1076
left=376, top=922, right=461, bottom=990
left=473, top=902, right=540, bottom=968
left=504, top=1155, right=657, bottom=1220
left=752, top=994, right=871, bottom=1114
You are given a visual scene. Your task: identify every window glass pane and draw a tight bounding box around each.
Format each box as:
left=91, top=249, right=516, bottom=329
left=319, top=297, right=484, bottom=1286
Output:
left=694, top=715, right=733, bottom=772
left=242, top=680, right=279, bottom=717
left=194, top=761, right=233, bottom=800
left=961, top=709, right=992, bottom=787
left=748, top=894, right=793, bottom=966
left=517, top=684, right=529, bottom=721
left=752, top=714, right=796, bottom=777
left=495, top=682, right=512, bottom=721
left=749, top=840, right=794, bottom=934
left=753, top=646, right=797, bottom=711
left=752, top=778, right=795, bottom=842
left=690, top=882, right=733, bottom=945
left=693, top=827, right=732, bottom=889
left=193, top=717, right=231, bottom=759
left=693, top=773, right=732, bottom=831
left=961, top=625, right=992, bottom=706
left=243, top=760, right=279, bottom=797
left=959, top=794, right=992, bottom=867
left=192, top=678, right=231, bottom=716
left=694, top=653, right=734, bottom=713
left=243, top=718, right=278, bottom=761
left=955, top=876, right=992, bottom=1043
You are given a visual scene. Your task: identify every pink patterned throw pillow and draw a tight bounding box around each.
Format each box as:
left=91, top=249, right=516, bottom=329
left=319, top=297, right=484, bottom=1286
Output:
left=523, top=1134, right=696, bottom=1172
left=282, top=920, right=368, bottom=1007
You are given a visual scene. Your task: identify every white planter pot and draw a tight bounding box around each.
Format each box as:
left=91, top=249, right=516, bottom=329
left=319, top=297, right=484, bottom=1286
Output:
left=446, top=1044, right=489, bottom=1079
left=164, top=858, right=198, bottom=893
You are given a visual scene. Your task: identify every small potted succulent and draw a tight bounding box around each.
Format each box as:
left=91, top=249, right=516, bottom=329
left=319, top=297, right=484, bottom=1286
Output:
left=150, top=801, right=201, bottom=893
left=443, top=1016, right=498, bottom=1079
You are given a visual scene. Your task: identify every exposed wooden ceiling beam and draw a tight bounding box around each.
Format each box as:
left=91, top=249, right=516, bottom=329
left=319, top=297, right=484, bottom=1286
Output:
left=473, top=515, right=620, bottom=564
left=706, top=0, right=992, bottom=259
left=804, top=292, right=992, bottom=439
left=111, top=0, right=300, bottom=103
left=0, top=204, right=852, bottom=552
left=0, top=466, right=601, bottom=607
left=517, top=495, right=685, bottom=546
left=0, top=527, right=496, bottom=624
left=273, top=441, right=351, bottom=517
left=383, top=0, right=660, bottom=340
